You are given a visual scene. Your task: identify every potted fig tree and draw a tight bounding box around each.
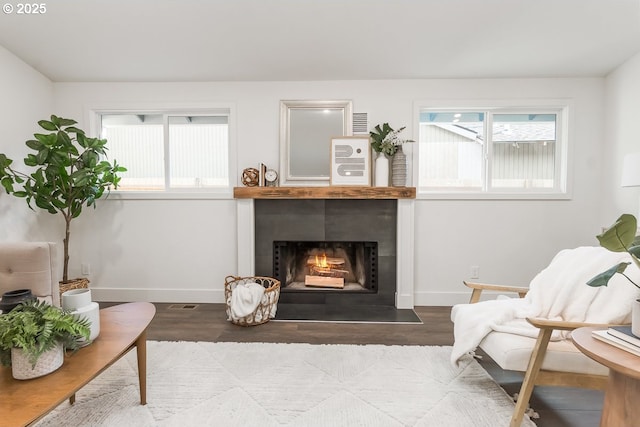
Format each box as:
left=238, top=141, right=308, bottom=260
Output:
left=0, top=115, right=125, bottom=292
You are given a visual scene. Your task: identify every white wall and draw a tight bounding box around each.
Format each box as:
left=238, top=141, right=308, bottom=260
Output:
left=0, top=46, right=56, bottom=243
left=603, top=52, right=640, bottom=221
left=45, top=78, right=606, bottom=304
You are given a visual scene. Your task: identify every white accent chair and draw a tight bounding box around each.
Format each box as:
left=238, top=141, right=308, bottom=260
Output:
left=0, top=242, right=59, bottom=308
left=451, top=246, right=640, bottom=427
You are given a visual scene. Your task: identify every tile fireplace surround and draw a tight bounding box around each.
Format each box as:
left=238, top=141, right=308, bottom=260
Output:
left=234, top=187, right=416, bottom=309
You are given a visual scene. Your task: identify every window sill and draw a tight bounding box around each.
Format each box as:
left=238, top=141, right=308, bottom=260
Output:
left=105, top=189, right=234, bottom=200
left=416, top=191, right=571, bottom=200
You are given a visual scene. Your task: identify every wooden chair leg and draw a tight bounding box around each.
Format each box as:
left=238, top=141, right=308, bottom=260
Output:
left=510, top=328, right=552, bottom=427
left=469, top=289, right=482, bottom=304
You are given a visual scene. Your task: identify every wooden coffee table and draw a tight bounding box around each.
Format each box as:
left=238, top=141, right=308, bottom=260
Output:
left=0, top=302, right=156, bottom=427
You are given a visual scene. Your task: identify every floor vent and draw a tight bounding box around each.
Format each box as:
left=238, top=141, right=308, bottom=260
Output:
left=168, top=304, right=199, bottom=310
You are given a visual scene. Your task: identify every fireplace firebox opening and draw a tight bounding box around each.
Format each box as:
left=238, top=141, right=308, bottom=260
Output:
left=273, top=241, right=377, bottom=293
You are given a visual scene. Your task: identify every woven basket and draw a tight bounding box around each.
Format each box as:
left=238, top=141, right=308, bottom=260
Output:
left=224, top=276, right=280, bottom=326
left=59, top=278, right=90, bottom=302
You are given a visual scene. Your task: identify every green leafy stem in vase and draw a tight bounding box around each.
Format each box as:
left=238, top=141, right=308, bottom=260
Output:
left=370, top=123, right=414, bottom=156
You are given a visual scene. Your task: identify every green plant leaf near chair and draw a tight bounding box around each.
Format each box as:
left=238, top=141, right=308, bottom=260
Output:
left=0, top=115, right=126, bottom=284
left=587, top=213, right=640, bottom=289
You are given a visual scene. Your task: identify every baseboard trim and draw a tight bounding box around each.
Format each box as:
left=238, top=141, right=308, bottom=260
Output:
left=91, top=288, right=225, bottom=303
left=90, top=288, right=505, bottom=306
left=413, top=290, right=509, bottom=306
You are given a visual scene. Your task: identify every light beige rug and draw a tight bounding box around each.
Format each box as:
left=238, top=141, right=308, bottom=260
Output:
left=36, top=342, right=535, bottom=426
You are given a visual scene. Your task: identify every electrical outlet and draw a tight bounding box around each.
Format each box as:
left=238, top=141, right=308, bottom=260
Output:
left=470, top=265, right=480, bottom=279
left=81, top=263, right=91, bottom=276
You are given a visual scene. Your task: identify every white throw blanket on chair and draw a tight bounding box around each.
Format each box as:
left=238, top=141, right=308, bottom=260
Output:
left=450, top=246, right=639, bottom=366
left=229, top=281, right=265, bottom=320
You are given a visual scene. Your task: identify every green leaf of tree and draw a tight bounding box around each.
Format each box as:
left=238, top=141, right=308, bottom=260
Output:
left=38, top=120, right=57, bottom=131
left=58, top=118, right=77, bottom=127
left=64, top=126, right=84, bottom=135
left=587, top=262, right=631, bottom=287
left=24, top=154, right=38, bottom=167
left=596, top=214, right=638, bottom=252
left=35, top=148, right=49, bottom=165
left=1, top=177, right=14, bottom=193
left=25, top=140, right=43, bottom=151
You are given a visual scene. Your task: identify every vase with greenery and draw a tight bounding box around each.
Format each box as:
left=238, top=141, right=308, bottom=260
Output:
left=369, top=123, right=414, bottom=156
left=0, top=115, right=125, bottom=284
left=0, top=300, right=90, bottom=379
left=587, top=213, right=640, bottom=333
left=370, top=123, right=414, bottom=186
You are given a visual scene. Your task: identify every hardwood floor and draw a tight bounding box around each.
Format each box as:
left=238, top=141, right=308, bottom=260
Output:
left=111, top=302, right=603, bottom=427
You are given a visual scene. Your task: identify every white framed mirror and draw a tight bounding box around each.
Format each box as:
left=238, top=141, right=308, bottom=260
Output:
left=280, top=100, right=353, bottom=186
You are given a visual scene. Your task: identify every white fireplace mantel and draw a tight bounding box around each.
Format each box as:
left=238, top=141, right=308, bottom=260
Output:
left=235, top=188, right=415, bottom=309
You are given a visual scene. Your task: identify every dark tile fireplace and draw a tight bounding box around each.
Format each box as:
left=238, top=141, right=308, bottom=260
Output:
left=254, top=199, right=396, bottom=306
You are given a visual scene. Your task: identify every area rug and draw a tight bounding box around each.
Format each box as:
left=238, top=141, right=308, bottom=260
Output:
left=36, top=342, right=536, bottom=427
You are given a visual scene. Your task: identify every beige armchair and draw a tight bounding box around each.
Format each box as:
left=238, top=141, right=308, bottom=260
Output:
left=451, top=246, right=640, bottom=427
left=0, top=242, right=59, bottom=307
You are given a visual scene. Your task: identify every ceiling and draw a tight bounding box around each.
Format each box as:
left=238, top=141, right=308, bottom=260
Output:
left=1, top=0, right=639, bottom=83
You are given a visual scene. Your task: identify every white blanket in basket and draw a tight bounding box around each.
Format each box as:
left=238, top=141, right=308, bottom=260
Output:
left=229, top=282, right=265, bottom=320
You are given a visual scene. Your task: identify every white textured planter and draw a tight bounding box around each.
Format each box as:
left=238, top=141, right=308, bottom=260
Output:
left=62, top=289, right=100, bottom=343
left=632, top=300, right=640, bottom=337
left=11, top=343, right=63, bottom=380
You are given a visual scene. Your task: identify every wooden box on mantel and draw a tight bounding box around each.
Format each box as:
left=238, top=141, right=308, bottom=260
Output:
left=233, top=186, right=416, bottom=200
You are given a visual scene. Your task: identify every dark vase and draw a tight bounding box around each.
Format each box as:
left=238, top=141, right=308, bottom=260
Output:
left=0, top=289, right=36, bottom=313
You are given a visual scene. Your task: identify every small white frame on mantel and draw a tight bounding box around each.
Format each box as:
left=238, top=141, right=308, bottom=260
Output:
left=235, top=197, right=415, bottom=309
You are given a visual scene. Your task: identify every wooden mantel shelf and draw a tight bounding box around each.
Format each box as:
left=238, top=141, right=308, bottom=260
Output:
left=233, top=186, right=416, bottom=199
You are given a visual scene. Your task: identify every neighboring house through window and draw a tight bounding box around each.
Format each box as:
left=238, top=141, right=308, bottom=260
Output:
left=416, top=101, right=569, bottom=198
left=92, top=108, right=233, bottom=197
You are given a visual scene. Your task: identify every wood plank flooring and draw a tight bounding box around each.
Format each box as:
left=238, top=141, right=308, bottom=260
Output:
left=106, top=303, right=603, bottom=427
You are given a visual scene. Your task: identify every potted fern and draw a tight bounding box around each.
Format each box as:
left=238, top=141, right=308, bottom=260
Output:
left=0, top=115, right=125, bottom=292
left=0, top=300, right=90, bottom=379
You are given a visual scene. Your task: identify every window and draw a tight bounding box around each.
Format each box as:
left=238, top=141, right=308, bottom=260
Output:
left=417, top=104, right=568, bottom=198
left=97, top=111, right=230, bottom=193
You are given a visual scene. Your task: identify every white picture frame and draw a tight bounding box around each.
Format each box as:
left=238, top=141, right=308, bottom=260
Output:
left=330, top=136, right=371, bottom=186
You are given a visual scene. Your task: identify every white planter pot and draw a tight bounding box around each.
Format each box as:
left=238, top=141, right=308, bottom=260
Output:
left=632, top=300, right=640, bottom=337
left=11, top=343, right=63, bottom=380
left=62, top=288, right=100, bottom=344
left=374, top=153, right=390, bottom=187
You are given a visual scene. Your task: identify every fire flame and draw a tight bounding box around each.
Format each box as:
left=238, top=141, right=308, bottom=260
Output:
left=315, top=254, right=328, bottom=268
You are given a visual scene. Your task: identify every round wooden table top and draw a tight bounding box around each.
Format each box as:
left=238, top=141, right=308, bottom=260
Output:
left=572, top=326, right=640, bottom=380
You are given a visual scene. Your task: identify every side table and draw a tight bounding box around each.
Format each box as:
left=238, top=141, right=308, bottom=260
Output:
left=572, top=326, right=640, bottom=427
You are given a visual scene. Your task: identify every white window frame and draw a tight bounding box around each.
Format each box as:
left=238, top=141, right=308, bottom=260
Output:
left=413, top=98, right=572, bottom=200
left=88, top=103, right=237, bottom=200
